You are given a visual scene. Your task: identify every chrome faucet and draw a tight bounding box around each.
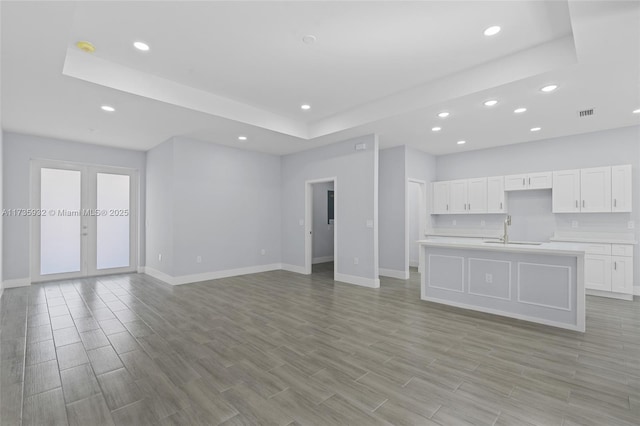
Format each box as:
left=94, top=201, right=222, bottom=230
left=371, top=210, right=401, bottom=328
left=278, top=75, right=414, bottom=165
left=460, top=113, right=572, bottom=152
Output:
left=502, top=215, right=512, bottom=244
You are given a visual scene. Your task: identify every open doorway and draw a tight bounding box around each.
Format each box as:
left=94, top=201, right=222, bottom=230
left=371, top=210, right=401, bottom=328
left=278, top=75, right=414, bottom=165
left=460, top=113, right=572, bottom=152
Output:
left=407, top=179, right=426, bottom=275
left=305, top=178, right=337, bottom=279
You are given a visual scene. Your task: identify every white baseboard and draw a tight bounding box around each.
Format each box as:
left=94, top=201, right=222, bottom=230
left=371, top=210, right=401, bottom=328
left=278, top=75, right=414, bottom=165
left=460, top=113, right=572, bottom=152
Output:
left=312, top=256, right=334, bottom=264
left=173, top=263, right=282, bottom=285
left=379, top=268, right=409, bottom=280
left=334, top=272, right=380, bottom=288
left=141, top=267, right=175, bottom=285
left=144, top=263, right=383, bottom=290
left=144, top=264, right=283, bottom=286
left=3, top=277, right=31, bottom=289
left=422, top=295, right=584, bottom=332
left=587, top=288, right=634, bottom=301
left=281, top=264, right=306, bottom=274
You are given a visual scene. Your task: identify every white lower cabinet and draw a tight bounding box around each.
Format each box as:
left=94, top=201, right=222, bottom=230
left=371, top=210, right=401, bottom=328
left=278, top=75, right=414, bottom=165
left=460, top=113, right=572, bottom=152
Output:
left=585, top=254, right=612, bottom=291
left=611, top=256, right=633, bottom=294
left=580, top=243, right=634, bottom=298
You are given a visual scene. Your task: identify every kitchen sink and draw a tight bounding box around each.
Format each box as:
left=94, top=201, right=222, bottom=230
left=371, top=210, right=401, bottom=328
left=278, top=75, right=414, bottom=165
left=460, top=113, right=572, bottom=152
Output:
left=484, top=240, right=543, bottom=246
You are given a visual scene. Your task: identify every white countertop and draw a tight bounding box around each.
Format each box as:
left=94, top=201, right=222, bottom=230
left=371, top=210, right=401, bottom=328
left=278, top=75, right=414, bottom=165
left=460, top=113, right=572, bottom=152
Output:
left=418, top=237, right=589, bottom=256
left=550, top=231, right=637, bottom=245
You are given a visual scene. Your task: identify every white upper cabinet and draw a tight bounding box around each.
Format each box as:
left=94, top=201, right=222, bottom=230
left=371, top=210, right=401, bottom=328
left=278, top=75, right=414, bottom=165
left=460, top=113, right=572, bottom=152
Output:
left=504, top=172, right=552, bottom=191
left=450, top=179, right=469, bottom=214
left=432, top=164, right=631, bottom=216
left=552, top=170, right=580, bottom=213
left=504, top=174, right=527, bottom=191
left=432, top=181, right=450, bottom=214
left=431, top=178, right=488, bottom=214
left=553, top=165, right=630, bottom=213
left=487, top=176, right=506, bottom=213
left=528, top=172, right=553, bottom=189
left=467, top=178, right=488, bottom=213
left=580, top=167, right=611, bottom=212
left=611, top=165, right=632, bottom=212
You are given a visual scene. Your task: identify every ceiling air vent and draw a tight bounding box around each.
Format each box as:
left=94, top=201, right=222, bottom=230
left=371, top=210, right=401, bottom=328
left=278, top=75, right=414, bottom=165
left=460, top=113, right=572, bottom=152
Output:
left=578, top=108, right=594, bottom=118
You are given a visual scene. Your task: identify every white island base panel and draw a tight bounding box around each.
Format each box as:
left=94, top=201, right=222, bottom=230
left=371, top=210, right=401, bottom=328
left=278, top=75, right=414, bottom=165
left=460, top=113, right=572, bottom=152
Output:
left=420, top=246, right=585, bottom=332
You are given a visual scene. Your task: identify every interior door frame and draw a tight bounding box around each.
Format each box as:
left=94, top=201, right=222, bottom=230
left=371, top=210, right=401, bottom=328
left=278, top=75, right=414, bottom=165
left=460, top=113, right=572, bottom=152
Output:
left=304, top=177, right=338, bottom=276
left=406, top=178, right=427, bottom=275
left=30, top=159, right=139, bottom=283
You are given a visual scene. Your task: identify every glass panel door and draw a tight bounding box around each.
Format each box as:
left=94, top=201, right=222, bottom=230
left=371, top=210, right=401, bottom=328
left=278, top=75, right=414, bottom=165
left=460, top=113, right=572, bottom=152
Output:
left=96, top=173, right=131, bottom=270
left=40, top=168, right=83, bottom=276
left=32, top=161, right=137, bottom=282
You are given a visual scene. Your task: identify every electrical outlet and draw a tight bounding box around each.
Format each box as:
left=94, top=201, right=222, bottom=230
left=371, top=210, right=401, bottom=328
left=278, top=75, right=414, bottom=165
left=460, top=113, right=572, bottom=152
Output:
left=298, top=219, right=304, bottom=226
left=354, top=257, right=359, bottom=265
left=571, top=220, right=578, bottom=228
left=629, top=221, right=635, bottom=229
left=485, top=273, right=493, bottom=283
left=158, top=253, right=162, bottom=262
left=480, top=220, right=486, bottom=227
left=261, top=249, right=266, bottom=255
left=196, top=255, right=202, bottom=263
left=452, top=220, right=457, bottom=226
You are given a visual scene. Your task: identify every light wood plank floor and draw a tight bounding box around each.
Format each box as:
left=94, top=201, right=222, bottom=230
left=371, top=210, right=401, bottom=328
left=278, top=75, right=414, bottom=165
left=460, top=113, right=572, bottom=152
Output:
left=1, top=263, right=639, bottom=425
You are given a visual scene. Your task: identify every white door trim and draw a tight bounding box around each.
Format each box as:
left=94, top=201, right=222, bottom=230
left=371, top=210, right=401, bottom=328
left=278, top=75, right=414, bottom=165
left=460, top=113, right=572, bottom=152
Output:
left=305, top=177, right=338, bottom=277
left=407, top=178, right=427, bottom=276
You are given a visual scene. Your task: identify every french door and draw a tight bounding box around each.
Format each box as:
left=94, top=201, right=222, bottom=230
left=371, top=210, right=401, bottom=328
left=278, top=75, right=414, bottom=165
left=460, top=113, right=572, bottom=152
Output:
left=31, top=160, right=138, bottom=282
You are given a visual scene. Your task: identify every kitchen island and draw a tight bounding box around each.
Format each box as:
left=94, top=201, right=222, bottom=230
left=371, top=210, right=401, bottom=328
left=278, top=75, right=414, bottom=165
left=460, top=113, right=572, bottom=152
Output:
left=418, top=238, right=588, bottom=332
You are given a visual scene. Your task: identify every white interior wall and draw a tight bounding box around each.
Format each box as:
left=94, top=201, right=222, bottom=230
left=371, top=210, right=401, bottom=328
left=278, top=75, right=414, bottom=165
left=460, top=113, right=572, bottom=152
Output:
left=408, top=181, right=421, bottom=267
left=2, top=132, right=146, bottom=284
left=171, top=137, right=282, bottom=278
left=434, top=125, right=640, bottom=292
left=145, top=138, right=175, bottom=276
left=281, top=134, right=379, bottom=287
left=312, top=181, right=334, bottom=263
left=0, top=129, right=3, bottom=295
left=378, top=146, right=407, bottom=278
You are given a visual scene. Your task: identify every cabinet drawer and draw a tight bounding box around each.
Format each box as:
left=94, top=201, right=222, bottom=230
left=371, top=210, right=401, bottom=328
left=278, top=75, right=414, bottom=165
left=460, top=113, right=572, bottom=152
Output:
left=584, top=243, right=611, bottom=256
left=612, top=244, right=633, bottom=257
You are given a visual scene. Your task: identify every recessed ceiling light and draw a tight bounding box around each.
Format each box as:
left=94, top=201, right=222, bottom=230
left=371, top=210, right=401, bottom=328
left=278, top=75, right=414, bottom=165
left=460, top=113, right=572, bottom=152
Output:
left=431, top=127, right=442, bottom=132
left=133, top=41, right=150, bottom=51
left=238, top=136, right=247, bottom=141
left=302, top=35, right=317, bottom=44
left=301, top=104, right=311, bottom=110
left=514, top=107, right=527, bottom=114
left=438, top=111, right=450, bottom=118
left=457, top=140, right=466, bottom=145
left=483, top=26, right=501, bottom=36
left=540, top=84, right=558, bottom=93
left=633, top=108, right=640, bottom=114
left=100, top=105, right=115, bottom=112
left=530, top=127, right=541, bottom=132
left=483, top=100, right=498, bottom=107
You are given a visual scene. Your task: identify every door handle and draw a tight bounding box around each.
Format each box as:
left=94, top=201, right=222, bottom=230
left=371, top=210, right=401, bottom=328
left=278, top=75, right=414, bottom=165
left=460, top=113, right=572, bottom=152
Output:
left=500, top=202, right=503, bottom=209
left=614, top=199, right=617, bottom=207
left=582, top=200, right=585, bottom=208
left=614, top=261, right=617, bottom=270
left=575, top=200, right=578, bottom=208
left=522, top=178, right=525, bottom=186
left=528, top=177, right=531, bottom=186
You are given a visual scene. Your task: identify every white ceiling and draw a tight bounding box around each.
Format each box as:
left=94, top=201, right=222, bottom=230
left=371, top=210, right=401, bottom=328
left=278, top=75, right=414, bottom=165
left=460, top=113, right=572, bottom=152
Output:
left=1, top=1, right=639, bottom=155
